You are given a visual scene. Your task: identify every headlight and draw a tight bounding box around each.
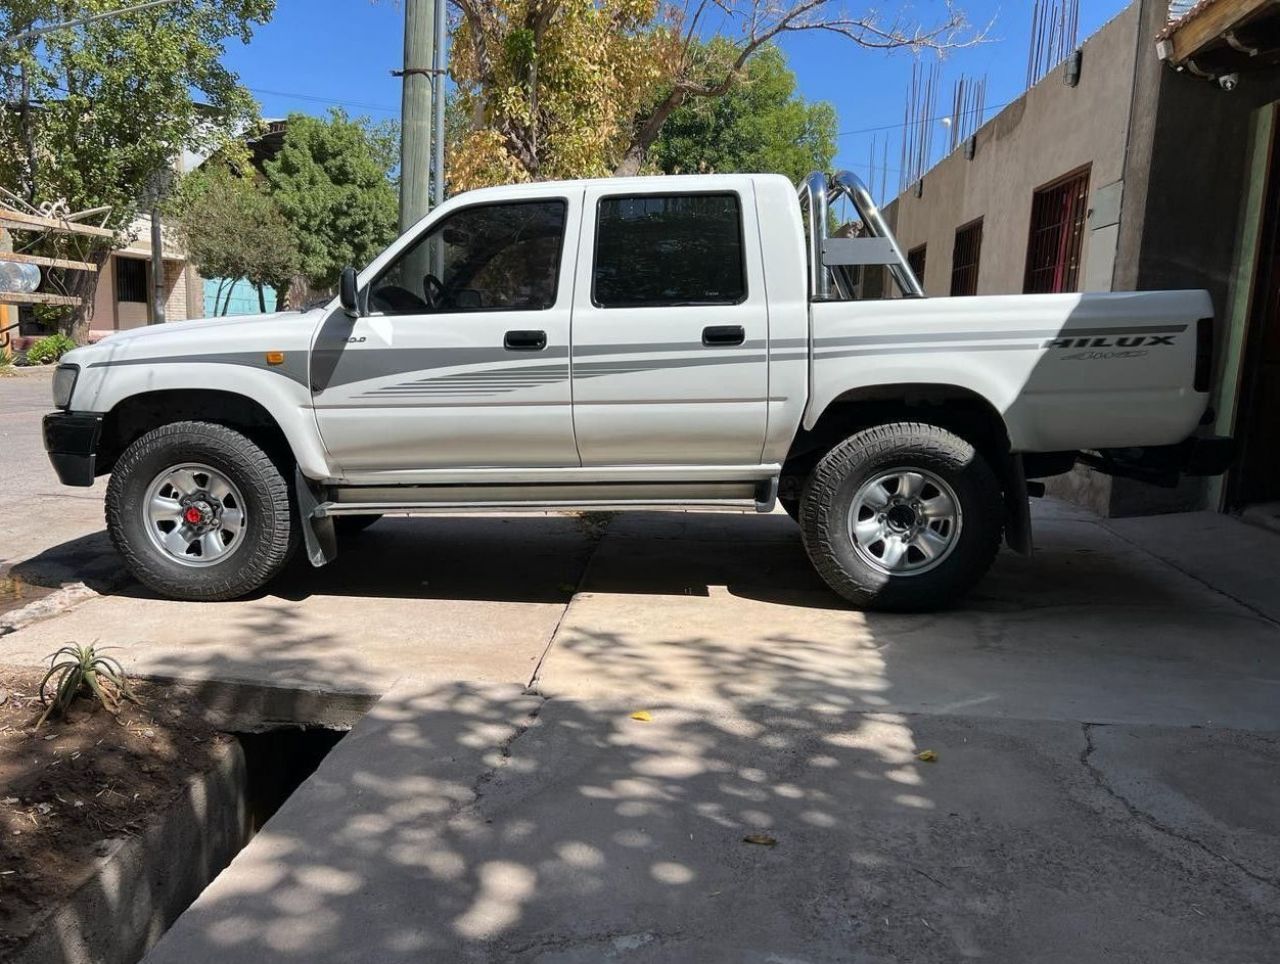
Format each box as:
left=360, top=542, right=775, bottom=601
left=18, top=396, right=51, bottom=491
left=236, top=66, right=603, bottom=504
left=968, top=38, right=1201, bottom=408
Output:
left=52, top=364, right=79, bottom=410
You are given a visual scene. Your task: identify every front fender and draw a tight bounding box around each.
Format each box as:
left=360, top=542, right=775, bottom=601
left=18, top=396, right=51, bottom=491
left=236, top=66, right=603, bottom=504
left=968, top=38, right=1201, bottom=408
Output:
left=71, top=351, right=331, bottom=480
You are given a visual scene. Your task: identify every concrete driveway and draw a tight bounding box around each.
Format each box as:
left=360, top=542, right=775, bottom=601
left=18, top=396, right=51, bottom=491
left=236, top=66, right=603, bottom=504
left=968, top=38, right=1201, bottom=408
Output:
left=2, top=375, right=1279, bottom=962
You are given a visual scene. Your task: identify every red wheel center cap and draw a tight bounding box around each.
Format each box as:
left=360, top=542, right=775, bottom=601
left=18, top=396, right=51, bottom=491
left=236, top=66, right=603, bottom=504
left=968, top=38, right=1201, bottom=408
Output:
left=184, top=505, right=205, bottom=525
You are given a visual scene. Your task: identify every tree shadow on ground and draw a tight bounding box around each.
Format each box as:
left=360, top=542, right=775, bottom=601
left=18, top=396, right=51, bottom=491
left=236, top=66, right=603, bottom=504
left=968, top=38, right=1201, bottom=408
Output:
left=132, top=626, right=1280, bottom=964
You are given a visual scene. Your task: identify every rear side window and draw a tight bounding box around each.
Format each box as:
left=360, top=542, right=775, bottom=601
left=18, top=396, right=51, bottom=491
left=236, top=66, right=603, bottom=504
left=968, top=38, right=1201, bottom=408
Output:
left=593, top=193, right=746, bottom=308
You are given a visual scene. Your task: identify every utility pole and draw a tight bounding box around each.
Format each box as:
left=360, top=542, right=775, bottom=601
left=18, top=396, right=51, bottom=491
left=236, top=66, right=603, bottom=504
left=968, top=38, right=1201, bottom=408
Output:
left=431, top=0, right=447, bottom=208
left=150, top=208, right=166, bottom=324
left=397, top=0, right=436, bottom=234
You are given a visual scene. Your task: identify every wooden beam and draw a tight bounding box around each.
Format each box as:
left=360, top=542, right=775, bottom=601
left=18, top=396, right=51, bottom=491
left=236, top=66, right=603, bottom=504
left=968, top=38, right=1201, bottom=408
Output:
left=0, top=250, right=98, bottom=272
left=0, top=208, right=116, bottom=240
left=1169, top=0, right=1278, bottom=64
left=0, top=291, right=84, bottom=307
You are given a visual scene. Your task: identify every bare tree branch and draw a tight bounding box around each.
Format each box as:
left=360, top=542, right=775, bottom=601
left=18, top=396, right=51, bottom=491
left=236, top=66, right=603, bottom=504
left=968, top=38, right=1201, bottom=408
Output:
left=615, top=0, right=981, bottom=175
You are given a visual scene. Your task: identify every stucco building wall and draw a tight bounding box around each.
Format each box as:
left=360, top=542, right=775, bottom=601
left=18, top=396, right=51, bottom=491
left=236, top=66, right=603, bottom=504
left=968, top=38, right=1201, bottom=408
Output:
left=887, top=3, right=1142, bottom=298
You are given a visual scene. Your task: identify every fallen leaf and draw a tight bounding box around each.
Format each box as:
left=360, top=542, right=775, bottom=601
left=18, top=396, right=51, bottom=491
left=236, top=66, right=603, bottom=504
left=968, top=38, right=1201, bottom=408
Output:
left=629, top=710, right=653, bottom=723
left=742, top=833, right=777, bottom=847
left=916, top=750, right=938, bottom=763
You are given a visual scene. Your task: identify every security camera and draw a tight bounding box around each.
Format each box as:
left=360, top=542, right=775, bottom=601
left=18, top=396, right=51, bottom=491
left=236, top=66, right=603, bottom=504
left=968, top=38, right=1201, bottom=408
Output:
left=1219, top=73, right=1239, bottom=92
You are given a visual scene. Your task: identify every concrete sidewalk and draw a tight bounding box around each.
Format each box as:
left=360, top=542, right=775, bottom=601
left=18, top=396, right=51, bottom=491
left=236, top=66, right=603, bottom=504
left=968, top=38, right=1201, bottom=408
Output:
left=144, top=681, right=1280, bottom=964
left=124, top=502, right=1280, bottom=964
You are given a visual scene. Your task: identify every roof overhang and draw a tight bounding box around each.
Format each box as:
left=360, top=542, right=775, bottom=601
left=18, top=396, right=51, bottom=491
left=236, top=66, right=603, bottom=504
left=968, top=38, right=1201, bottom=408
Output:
left=1158, top=0, right=1280, bottom=76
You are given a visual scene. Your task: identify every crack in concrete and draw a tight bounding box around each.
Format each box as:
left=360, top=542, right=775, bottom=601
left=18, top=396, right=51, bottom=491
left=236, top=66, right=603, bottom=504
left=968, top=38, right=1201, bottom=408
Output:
left=525, top=511, right=614, bottom=693
left=469, top=694, right=549, bottom=805
left=503, top=927, right=676, bottom=957
left=1079, top=722, right=1280, bottom=892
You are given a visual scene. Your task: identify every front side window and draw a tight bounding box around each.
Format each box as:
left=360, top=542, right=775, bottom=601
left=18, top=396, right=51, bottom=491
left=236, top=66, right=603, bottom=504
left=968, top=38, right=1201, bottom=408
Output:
left=593, top=193, right=746, bottom=308
left=369, top=200, right=566, bottom=315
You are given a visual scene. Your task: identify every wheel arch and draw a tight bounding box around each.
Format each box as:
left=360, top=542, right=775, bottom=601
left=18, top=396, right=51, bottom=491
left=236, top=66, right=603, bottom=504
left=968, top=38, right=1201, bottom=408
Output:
left=784, top=383, right=1028, bottom=555
left=97, top=388, right=324, bottom=478
left=787, top=383, right=1012, bottom=473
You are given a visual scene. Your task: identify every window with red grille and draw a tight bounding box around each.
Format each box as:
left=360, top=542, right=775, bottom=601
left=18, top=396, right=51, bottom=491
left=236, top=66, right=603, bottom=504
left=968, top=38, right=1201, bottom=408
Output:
left=906, top=244, right=927, bottom=290
left=1023, top=166, right=1090, bottom=294
left=950, top=219, right=983, bottom=296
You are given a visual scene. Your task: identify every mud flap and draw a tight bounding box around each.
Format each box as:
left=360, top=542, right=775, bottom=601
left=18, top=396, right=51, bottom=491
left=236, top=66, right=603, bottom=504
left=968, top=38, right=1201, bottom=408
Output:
left=294, top=467, right=337, bottom=568
left=1003, top=455, right=1033, bottom=557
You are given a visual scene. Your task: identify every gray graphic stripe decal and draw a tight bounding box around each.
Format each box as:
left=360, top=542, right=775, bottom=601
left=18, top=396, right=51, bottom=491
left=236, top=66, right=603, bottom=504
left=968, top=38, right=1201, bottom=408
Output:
left=817, top=343, right=1044, bottom=360
left=814, top=324, right=1188, bottom=349
left=357, top=352, right=772, bottom=398
left=88, top=352, right=310, bottom=387
left=574, top=339, right=768, bottom=356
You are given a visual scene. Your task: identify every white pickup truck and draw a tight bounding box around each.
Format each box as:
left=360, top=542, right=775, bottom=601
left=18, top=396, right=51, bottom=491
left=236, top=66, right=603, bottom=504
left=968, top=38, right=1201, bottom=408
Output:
left=44, top=171, right=1232, bottom=609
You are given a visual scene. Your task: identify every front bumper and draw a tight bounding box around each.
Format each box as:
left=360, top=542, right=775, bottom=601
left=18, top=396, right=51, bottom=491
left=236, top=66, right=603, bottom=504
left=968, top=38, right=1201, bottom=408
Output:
left=43, top=412, right=104, bottom=487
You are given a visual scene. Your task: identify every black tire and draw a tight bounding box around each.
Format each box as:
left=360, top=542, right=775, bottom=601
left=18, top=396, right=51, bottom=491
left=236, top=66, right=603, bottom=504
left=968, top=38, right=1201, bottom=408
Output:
left=335, top=515, right=381, bottom=536
left=105, top=421, right=297, bottom=601
left=779, top=497, right=802, bottom=524
left=799, top=422, right=1004, bottom=612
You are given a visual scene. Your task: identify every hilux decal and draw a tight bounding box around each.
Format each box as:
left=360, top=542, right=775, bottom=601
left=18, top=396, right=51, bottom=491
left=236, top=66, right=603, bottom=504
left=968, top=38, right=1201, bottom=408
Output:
left=1044, top=334, right=1177, bottom=349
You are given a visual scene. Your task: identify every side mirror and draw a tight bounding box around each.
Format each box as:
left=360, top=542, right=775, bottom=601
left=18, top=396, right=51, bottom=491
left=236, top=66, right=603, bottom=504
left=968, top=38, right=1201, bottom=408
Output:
left=339, top=266, right=360, bottom=318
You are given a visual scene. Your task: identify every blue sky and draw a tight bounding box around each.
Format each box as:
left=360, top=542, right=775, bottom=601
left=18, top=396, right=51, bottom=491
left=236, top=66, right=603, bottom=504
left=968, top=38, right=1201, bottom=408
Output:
left=220, top=0, right=1133, bottom=200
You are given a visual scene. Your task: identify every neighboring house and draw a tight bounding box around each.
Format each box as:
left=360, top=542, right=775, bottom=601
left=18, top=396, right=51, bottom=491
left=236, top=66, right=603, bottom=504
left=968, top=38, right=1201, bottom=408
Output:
left=15, top=118, right=292, bottom=342
left=86, top=212, right=203, bottom=337
left=879, top=0, right=1280, bottom=521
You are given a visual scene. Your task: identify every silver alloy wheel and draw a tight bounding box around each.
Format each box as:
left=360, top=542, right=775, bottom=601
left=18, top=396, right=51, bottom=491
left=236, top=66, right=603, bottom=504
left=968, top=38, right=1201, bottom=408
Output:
left=142, top=463, right=248, bottom=568
left=848, top=467, right=962, bottom=576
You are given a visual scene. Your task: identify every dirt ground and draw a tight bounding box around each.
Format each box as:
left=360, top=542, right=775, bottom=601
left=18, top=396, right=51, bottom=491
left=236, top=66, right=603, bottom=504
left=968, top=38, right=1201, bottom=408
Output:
left=0, top=666, right=230, bottom=951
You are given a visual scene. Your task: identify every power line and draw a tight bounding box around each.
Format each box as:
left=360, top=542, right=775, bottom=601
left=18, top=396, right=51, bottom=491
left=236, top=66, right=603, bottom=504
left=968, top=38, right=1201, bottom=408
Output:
left=838, top=100, right=1013, bottom=138
left=2, top=0, right=181, bottom=46
left=245, top=85, right=399, bottom=116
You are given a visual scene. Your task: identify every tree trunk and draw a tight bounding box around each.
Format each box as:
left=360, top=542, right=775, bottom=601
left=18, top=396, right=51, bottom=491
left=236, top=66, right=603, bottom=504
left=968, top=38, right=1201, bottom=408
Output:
left=615, top=91, right=687, bottom=177
left=257, top=283, right=266, bottom=313
left=66, top=248, right=110, bottom=344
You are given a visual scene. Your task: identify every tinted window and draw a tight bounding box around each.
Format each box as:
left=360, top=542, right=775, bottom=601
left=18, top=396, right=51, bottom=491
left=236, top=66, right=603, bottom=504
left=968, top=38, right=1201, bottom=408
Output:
left=370, top=200, right=566, bottom=315
left=594, top=193, right=745, bottom=308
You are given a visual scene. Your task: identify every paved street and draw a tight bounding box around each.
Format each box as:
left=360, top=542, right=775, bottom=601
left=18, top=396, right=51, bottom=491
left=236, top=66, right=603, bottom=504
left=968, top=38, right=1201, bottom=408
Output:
left=2, top=374, right=1279, bottom=962
left=0, top=370, right=108, bottom=571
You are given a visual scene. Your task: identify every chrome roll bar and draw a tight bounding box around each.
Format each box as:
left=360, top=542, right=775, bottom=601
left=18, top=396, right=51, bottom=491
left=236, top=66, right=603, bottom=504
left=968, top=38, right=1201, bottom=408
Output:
left=797, top=170, right=925, bottom=300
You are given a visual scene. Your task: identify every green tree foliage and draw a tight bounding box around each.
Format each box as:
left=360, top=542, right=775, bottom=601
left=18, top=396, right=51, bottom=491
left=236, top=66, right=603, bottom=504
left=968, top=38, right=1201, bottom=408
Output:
left=652, top=45, right=836, bottom=183
left=169, top=162, right=299, bottom=313
left=262, top=110, right=399, bottom=290
left=0, top=0, right=275, bottom=335
left=447, top=0, right=968, bottom=187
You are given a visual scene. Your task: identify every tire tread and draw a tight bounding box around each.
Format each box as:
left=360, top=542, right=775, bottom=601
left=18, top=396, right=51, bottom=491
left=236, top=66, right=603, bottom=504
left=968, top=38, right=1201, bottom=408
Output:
left=105, top=421, right=296, bottom=601
left=800, top=421, right=1003, bottom=611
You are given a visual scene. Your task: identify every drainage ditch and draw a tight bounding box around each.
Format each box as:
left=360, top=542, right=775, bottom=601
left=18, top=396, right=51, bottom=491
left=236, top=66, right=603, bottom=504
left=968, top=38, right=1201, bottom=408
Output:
left=236, top=726, right=349, bottom=832
left=3, top=681, right=376, bottom=964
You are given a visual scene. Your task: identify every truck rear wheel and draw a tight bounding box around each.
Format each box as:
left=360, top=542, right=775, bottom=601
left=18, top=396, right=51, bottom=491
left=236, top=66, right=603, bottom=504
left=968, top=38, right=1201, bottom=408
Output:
left=799, top=422, right=1003, bottom=611
left=105, top=421, right=297, bottom=601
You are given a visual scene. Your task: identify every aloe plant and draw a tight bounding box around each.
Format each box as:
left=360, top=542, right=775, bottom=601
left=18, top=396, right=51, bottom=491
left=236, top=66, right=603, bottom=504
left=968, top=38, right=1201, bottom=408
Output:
left=37, top=644, right=138, bottom=726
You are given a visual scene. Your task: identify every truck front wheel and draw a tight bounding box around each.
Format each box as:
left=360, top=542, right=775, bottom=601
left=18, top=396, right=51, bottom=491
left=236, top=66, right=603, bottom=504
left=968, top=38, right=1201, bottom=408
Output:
left=105, top=421, right=297, bottom=601
left=800, top=422, right=1003, bottom=611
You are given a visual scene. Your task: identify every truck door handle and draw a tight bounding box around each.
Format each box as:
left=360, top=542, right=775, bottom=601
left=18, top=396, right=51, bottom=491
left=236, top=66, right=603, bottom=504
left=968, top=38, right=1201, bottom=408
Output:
left=702, top=325, right=746, bottom=347
left=504, top=329, right=547, bottom=351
